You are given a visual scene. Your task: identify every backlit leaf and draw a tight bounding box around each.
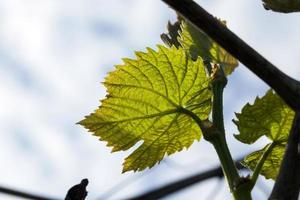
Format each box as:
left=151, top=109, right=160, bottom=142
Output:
left=161, top=20, right=238, bottom=75
left=179, top=21, right=238, bottom=75
left=234, top=90, right=294, bottom=144
left=242, top=143, right=285, bottom=180
left=234, top=89, right=294, bottom=179
left=79, top=45, right=212, bottom=172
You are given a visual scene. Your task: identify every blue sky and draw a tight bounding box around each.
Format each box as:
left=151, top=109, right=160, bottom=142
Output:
left=0, top=0, right=299, bottom=199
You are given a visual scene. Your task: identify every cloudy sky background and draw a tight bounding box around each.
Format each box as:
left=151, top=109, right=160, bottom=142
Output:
left=0, top=0, right=300, bottom=199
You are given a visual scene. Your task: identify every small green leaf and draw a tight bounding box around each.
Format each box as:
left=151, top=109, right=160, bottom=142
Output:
left=161, top=19, right=238, bottom=75
left=179, top=21, right=238, bottom=75
left=234, top=89, right=295, bottom=179
left=242, top=143, right=285, bottom=180
left=79, top=45, right=212, bottom=172
left=263, top=0, right=300, bottom=13
left=234, top=89, right=294, bottom=144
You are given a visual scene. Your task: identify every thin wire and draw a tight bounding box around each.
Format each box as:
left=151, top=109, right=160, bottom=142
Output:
left=97, top=170, right=152, bottom=200
left=98, top=156, right=215, bottom=199
left=0, top=186, right=58, bottom=200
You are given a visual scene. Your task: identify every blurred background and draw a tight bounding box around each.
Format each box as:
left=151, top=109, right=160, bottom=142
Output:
left=0, top=0, right=300, bottom=199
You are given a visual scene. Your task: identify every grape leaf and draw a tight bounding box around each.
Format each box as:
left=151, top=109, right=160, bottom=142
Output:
left=79, top=45, right=212, bottom=172
left=178, top=21, right=238, bottom=76
left=234, top=89, right=294, bottom=144
left=161, top=20, right=238, bottom=75
left=242, top=143, right=286, bottom=180
left=234, top=89, right=295, bottom=179
left=262, top=0, right=300, bottom=13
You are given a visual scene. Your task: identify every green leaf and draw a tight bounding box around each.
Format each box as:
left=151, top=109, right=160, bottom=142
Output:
left=79, top=45, right=212, bottom=172
left=242, top=143, right=286, bottom=180
left=234, top=89, right=295, bottom=179
left=179, top=21, right=238, bottom=76
left=161, top=19, right=238, bottom=76
left=262, top=0, right=300, bottom=13
left=234, top=90, right=294, bottom=144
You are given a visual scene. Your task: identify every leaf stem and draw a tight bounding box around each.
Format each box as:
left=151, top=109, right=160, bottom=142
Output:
left=250, top=142, right=276, bottom=189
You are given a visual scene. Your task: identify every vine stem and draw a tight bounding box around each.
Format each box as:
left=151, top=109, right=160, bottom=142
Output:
left=210, top=65, right=251, bottom=200
left=210, top=65, right=239, bottom=191
left=181, top=65, right=252, bottom=199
